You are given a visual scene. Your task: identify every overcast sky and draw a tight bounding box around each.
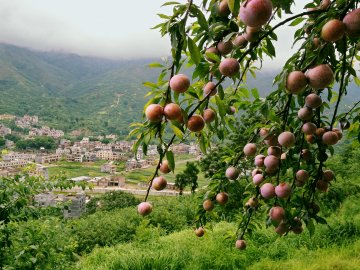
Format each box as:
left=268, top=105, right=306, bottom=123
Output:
left=0, top=0, right=304, bottom=65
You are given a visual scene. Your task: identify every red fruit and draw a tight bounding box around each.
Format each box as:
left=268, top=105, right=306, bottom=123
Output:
left=323, top=170, right=335, bottom=182
left=137, top=202, right=152, bottom=216
left=195, top=227, right=205, bottom=237
left=264, top=155, right=279, bottom=170
left=259, top=127, right=270, bottom=137
left=159, top=160, right=171, bottom=174
left=145, top=104, right=163, bottom=122
left=216, top=192, right=229, bottom=205
left=205, top=47, right=220, bottom=62
left=267, top=146, right=281, bottom=158
left=239, top=0, right=273, bottom=28
left=203, top=199, right=214, bottom=211
left=254, top=154, right=265, bottom=167
left=275, top=221, right=289, bottom=235
left=260, top=183, right=276, bottom=199
left=253, top=173, right=264, bottom=186
left=203, top=108, right=216, bottom=123
left=217, top=40, right=233, bottom=55
left=298, top=107, right=313, bottom=121
left=264, top=136, right=279, bottom=146
left=265, top=167, right=278, bottom=176
left=322, top=131, right=338, bottom=145
left=233, top=35, right=248, bottom=48
left=203, top=82, right=217, bottom=96
left=286, top=71, right=308, bottom=94
left=217, top=0, right=230, bottom=17
left=333, top=128, right=343, bottom=140
left=302, top=122, right=317, bottom=135
left=269, top=206, right=285, bottom=223
left=243, top=143, right=257, bottom=156
left=278, top=131, right=296, bottom=148
left=152, top=176, right=167, bottom=191
left=252, top=168, right=262, bottom=177
left=226, top=166, right=240, bottom=180
left=275, top=182, right=292, bottom=198
left=187, top=115, right=205, bottom=132
left=313, top=37, right=321, bottom=48
left=219, top=58, right=240, bottom=77
left=235, top=239, right=247, bottom=250
left=305, top=93, right=322, bottom=109
left=281, top=152, right=287, bottom=160
left=170, top=74, right=190, bottom=93
left=321, top=19, right=345, bottom=42
left=301, top=149, right=311, bottom=161
left=306, top=64, right=334, bottom=89
left=164, top=103, right=182, bottom=120
left=296, top=169, right=309, bottom=186
left=320, top=0, right=330, bottom=10
left=243, top=28, right=261, bottom=42
left=343, top=8, right=360, bottom=38
left=316, top=179, right=329, bottom=192
left=246, top=197, right=259, bottom=207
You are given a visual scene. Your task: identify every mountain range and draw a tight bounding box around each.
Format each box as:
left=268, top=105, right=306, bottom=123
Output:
left=0, top=43, right=357, bottom=138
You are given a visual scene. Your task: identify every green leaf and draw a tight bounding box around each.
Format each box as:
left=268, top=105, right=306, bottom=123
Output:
left=266, top=39, right=276, bottom=57
left=187, top=37, right=201, bottom=65
left=205, top=52, right=220, bottom=62
left=161, top=1, right=180, bottom=6
left=170, top=122, right=184, bottom=139
left=148, top=62, right=164, bottom=68
left=251, top=88, right=260, bottom=99
left=166, top=150, right=175, bottom=171
left=199, top=134, right=207, bottom=154
left=215, top=96, right=227, bottom=117
left=227, top=0, right=240, bottom=16
left=289, top=17, right=305, bottom=26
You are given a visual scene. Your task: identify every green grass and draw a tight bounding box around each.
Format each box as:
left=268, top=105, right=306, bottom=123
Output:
left=48, top=161, right=109, bottom=178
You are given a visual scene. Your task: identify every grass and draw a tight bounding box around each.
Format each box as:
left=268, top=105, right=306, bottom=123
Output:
left=48, top=160, right=109, bottom=178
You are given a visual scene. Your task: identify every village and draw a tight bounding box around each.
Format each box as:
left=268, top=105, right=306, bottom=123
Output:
left=0, top=114, right=202, bottom=217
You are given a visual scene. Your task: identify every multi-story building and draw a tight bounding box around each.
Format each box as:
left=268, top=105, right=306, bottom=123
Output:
left=0, top=160, right=29, bottom=169
left=35, top=154, right=62, bottom=164
left=0, top=125, right=11, bottom=136
left=101, top=163, right=117, bottom=174
left=95, top=150, right=119, bottom=161
left=3, top=152, right=36, bottom=162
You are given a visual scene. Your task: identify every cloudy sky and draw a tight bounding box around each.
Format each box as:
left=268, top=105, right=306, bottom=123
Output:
left=0, top=0, right=304, bottom=64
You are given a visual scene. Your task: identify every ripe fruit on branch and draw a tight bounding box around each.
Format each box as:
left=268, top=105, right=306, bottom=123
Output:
left=217, top=40, right=233, bottom=55
left=343, top=8, right=360, bottom=38
left=227, top=106, right=237, bottom=115
left=264, top=136, right=279, bottom=146
left=195, top=227, right=205, bottom=237
left=170, top=74, right=190, bottom=93
left=320, top=0, right=331, bottom=10
left=316, top=179, right=329, bottom=192
left=260, top=183, right=276, bottom=199
left=301, top=149, right=312, bottom=161
left=253, top=173, right=264, bottom=185
left=239, top=0, right=273, bottom=28
left=269, top=206, right=285, bottom=223
left=203, top=82, right=217, bottom=96
left=323, top=170, right=335, bottom=182
left=164, top=103, right=182, bottom=120
left=295, top=170, right=309, bottom=186
left=243, top=27, right=261, bottom=42
left=159, top=160, right=171, bottom=174
left=235, top=239, right=247, bottom=250
left=333, top=128, right=343, bottom=140
left=305, top=93, right=322, bottom=109
left=145, top=104, right=163, bottom=122
left=312, top=37, right=321, bottom=48
left=275, top=221, right=289, bottom=235
left=292, top=218, right=303, bottom=234
left=233, top=35, right=248, bottom=48
left=315, top=127, right=326, bottom=138
left=217, top=0, right=230, bottom=17
left=278, top=131, right=295, bottom=148
left=203, top=108, right=216, bottom=123
left=219, top=58, right=240, bottom=77
left=275, top=182, right=292, bottom=198
left=243, top=143, right=257, bottom=156
left=302, top=122, right=317, bottom=135
left=205, top=47, right=220, bottom=62
left=259, top=127, right=270, bottom=138
left=203, top=199, right=214, bottom=211
left=246, top=197, right=259, bottom=207
left=254, top=154, right=265, bottom=167
left=267, top=146, right=281, bottom=157
left=305, top=134, right=316, bottom=144
left=286, top=71, right=308, bottom=94
left=298, top=107, right=313, bottom=121
left=322, top=131, right=338, bottom=145
left=152, top=176, right=167, bottom=191
left=264, top=155, right=279, bottom=170
left=226, top=166, right=240, bottom=180
left=321, top=19, right=345, bottom=42
left=137, top=202, right=152, bottom=216
left=252, top=168, right=262, bottom=177
left=306, top=64, right=334, bottom=89
left=216, top=192, right=229, bottom=205
left=187, top=115, right=205, bottom=132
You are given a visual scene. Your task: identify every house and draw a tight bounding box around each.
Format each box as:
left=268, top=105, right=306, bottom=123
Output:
left=0, top=125, right=11, bottom=136
left=101, top=163, right=116, bottom=174
left=0, top=160, right=29, bottom=169
left=35, top=154, right=62, bottom=164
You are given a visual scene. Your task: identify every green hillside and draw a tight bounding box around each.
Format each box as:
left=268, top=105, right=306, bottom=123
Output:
left=0, top=43, right=357, bottom=138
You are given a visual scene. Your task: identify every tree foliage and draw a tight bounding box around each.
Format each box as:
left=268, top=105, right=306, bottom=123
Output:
left=131, top=0, right=360, bottom=248
left=175, top=161, right=200, bottom=194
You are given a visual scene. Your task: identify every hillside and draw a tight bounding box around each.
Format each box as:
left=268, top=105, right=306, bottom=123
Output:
left=0, top=43, right=357, bottom=137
